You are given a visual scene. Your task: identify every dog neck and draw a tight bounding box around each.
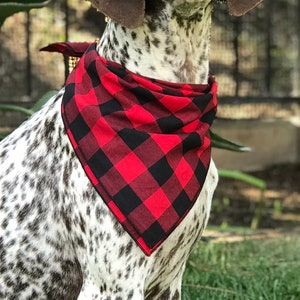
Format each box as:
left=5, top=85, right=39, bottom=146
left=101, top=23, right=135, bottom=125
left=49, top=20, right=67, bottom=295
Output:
left=97, top=1, right=213, bottom=84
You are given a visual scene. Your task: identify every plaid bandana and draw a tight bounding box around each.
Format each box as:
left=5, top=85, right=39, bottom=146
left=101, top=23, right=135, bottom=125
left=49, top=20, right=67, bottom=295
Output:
left=60, top=42, right=217, bottom=255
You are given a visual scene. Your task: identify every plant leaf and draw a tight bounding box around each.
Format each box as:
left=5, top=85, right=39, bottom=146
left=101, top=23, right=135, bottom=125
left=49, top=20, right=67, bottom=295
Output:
left=0, top=0, right=50, bottom=27
left=0, top=104, right=33, bottom=116
left=30, top=90, right=58, bottom=113
left=218, top=169, right=266, bottom=190
left=210, top=130, right=251, bottom=152
left=0, top=90, right=58, bottom=117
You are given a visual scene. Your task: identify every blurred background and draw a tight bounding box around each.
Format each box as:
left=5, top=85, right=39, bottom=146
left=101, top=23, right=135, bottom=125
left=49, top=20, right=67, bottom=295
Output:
left=1, top=1, right=300, bottom=297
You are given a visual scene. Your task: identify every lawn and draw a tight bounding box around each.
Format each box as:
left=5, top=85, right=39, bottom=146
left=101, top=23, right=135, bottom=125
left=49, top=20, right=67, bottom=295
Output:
left=182, top=232, right=300, bottom=300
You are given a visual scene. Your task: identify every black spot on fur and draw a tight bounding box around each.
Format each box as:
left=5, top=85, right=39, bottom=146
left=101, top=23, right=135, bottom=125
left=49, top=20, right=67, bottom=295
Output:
left=44, top=119, right=55, bottom=140
left=172, top=289, right=180, bottom=300
left=17, top=203, right=32, bottom=223
left=161, top=288, right=171, bottom=299
left=131, top=31, right=137, bottom=40
left=100, top=283, right=107, bottom=293
left=145, top=0, right=165, bottom=17
left=62, top=210, right=72, bottom=232
left=1, top=218, right=8, bottom=229
left=146, top=284, right=161, bottom=299
left=127, top=289, right=134, bottom=299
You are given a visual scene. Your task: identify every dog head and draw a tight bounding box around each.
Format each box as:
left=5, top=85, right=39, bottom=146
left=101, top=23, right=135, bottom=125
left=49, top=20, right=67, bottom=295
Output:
left=88, top=0, right=263, bottom=29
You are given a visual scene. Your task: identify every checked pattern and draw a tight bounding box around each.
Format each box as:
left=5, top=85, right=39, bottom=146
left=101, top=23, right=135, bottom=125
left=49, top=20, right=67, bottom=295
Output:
left=61, top=43, right=218, bottom=255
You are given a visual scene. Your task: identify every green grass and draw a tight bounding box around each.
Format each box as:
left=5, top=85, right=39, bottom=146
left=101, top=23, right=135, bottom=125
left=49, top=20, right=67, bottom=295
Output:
left=182, top=234, right=300, bottom=300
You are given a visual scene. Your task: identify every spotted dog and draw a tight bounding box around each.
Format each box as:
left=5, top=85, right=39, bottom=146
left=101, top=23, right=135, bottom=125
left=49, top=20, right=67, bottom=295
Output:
left=0, top=0, right=262, bottom=299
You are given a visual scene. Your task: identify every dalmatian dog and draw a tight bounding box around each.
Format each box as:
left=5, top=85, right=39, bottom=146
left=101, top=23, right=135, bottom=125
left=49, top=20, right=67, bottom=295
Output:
left=0, top=0, right=262, bottom=299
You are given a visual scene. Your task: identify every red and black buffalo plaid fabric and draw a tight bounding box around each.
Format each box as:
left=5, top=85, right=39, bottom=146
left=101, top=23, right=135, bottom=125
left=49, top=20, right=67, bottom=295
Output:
left=60, top=42, right=218, bottom=255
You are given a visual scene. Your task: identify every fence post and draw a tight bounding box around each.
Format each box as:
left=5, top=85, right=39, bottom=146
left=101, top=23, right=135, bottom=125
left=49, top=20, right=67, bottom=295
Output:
left=233, top=17, right=242, bottom=97
left=64, top=0, right=70, bottom=81
left=292, top=0, right=300, bottom=97
left=265, top=0, right=272, bottom=95
left=26, top=11, right=32, bottom=96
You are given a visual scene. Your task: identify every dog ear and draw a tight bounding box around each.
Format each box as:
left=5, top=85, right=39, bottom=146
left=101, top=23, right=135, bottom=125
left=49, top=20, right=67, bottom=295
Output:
left=88, top=0, right=145, bottom=28
left=227, top=0, right=263, bottom=16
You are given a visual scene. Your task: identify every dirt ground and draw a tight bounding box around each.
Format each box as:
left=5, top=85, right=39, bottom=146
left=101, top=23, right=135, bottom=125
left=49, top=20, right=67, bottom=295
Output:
left=211, top=163, right=300, bottom=231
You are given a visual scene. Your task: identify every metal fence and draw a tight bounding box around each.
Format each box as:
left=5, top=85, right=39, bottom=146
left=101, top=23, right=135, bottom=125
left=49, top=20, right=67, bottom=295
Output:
left=211, top=0, right=300, bottom=98
left=0, top=0, right=299, bottom=120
